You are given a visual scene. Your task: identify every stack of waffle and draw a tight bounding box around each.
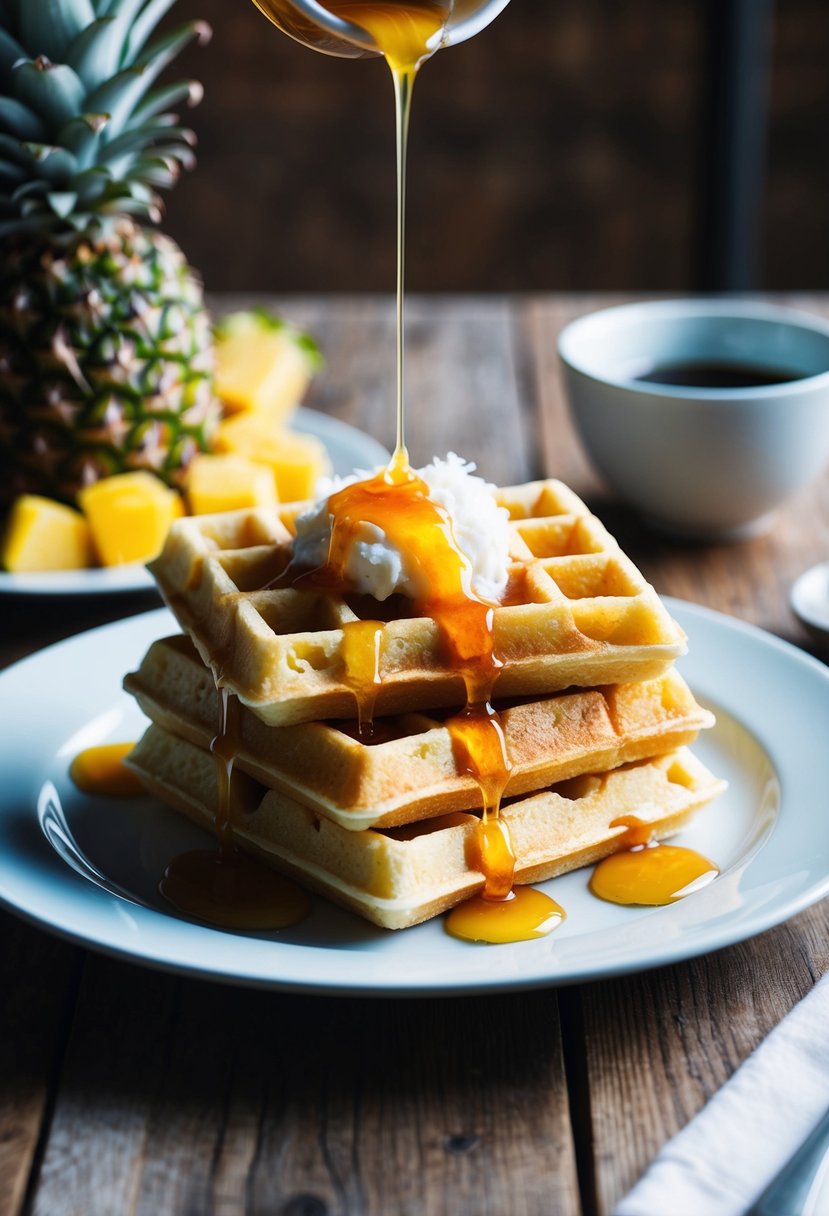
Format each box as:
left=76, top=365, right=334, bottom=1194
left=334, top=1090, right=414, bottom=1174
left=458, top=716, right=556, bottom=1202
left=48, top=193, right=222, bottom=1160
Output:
left=124, top=478, right=726, bottom=929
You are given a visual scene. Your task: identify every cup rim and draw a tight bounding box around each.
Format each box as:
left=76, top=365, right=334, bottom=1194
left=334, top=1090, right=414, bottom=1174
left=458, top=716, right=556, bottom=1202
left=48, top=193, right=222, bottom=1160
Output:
left=557, top=298, right=829, bottom=399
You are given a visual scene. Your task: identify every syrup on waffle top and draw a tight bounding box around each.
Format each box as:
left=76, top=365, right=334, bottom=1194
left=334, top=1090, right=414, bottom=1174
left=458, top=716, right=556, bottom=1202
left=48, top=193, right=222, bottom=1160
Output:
left=126, top=726, right=727, bottom=930
left=125, top=634, right=714, bottom=832
left=148, top=477, right=687, bottom=727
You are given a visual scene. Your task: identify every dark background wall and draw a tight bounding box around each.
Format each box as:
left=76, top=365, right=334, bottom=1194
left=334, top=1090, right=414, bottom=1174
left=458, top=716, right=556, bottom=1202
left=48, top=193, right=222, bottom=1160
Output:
left=162, top=0, right=829, bottom=294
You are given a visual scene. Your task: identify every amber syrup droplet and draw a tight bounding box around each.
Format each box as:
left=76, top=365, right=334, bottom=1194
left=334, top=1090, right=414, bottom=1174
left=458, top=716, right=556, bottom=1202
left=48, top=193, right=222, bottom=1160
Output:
left=589, top=815, right=719, bottom=907
left=69, top=742, right=143, bottom=797
left=340, top=618, right=384, bottom=737
left=445, top=888, right=567, bottom=945
left=448, top=703, right=513, bottom=898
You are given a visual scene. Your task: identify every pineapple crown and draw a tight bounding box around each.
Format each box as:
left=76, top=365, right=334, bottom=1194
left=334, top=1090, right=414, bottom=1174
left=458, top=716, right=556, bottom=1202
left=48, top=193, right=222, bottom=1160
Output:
left=0, top=0, right=210, bottom=238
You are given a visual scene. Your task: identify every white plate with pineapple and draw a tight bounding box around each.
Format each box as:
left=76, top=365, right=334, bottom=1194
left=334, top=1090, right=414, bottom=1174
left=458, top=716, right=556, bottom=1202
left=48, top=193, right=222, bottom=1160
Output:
left=0, top=408, right=389, bottom=596
left=0, top=312, right=389, bottom=596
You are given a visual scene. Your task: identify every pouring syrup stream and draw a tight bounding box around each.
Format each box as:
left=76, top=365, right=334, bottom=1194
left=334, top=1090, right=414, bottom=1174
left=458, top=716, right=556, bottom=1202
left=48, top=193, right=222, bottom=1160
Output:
left=292, top=4, right=564, bottom=942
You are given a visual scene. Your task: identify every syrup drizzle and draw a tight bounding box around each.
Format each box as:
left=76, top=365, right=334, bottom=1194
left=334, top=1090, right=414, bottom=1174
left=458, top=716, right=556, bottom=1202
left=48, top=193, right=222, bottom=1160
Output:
left=285, top=4, right=562, bottom=941
left=589, top=815, right=719, bottom=907
left=324, top=2, right=449, bottom=453
left=340, top=618, right=385, bottom=737
left=158, top=675, right=310, bottom=929
left=298, top=452, right=528, bottom=918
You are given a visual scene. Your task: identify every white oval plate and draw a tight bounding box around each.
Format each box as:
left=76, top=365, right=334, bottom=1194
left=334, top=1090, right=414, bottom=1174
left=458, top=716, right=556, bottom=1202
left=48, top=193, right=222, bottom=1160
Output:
left=0, top=408, right=389, bottom=597
left=0, top=599, right=827, bottom=997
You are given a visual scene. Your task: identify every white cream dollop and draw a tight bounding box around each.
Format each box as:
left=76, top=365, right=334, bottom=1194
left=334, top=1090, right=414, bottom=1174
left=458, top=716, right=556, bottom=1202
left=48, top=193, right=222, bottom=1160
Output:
left=292, top=452, right=511, bottom=602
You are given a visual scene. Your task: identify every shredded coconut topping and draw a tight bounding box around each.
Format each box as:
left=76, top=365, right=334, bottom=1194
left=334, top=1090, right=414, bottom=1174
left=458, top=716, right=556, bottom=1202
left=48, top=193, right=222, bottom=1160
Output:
left=293, top=453, right=511, bottom=602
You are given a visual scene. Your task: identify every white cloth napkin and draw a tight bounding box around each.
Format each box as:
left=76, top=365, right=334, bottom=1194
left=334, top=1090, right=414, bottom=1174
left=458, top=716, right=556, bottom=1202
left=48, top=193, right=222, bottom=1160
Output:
left=615, top=968, right=829, bottom=1216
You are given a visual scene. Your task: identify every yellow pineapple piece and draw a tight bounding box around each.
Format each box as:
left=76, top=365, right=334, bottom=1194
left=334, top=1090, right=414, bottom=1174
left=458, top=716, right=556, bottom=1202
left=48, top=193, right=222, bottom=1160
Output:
left=1, top=495, right=93, bottom=572
left=215, top=310, right=321, bottom=422
left=186, top=453, right=278, bottom=515
left=213, top=415, right=330, bottom=502
left=79, top=473, right=184, bottom=566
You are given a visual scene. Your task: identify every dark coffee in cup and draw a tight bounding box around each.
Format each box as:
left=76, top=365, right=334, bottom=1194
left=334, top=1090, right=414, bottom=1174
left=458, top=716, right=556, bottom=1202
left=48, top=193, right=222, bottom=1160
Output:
left=634, top=362, right=806, bottom=389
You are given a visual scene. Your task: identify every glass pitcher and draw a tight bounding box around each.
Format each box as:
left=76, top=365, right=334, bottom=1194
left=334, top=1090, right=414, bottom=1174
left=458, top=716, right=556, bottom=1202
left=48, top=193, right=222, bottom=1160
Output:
left=249, top=0, right=512, bottom=60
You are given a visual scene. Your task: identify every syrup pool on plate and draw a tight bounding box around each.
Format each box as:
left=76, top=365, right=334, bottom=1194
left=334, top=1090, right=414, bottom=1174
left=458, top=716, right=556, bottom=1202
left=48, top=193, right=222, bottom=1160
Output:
left=589, top=815, right=719, bottom=907
left=159, top=679, right=311, bottom=930
left=69, top=743, right=144, bottom=797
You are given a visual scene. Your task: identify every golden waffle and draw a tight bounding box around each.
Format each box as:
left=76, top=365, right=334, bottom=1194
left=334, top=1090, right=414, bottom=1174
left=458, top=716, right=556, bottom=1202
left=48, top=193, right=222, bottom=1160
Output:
left=125, top=634, right=714, bottom=831
left=148, top=479, right=687, bottom=726
left=127, top=726, right=727, bottom=930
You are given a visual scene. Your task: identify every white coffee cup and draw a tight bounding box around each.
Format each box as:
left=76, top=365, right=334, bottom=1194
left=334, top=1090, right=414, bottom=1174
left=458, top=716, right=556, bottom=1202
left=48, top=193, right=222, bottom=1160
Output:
left=558, top=299, right=829, bottom=540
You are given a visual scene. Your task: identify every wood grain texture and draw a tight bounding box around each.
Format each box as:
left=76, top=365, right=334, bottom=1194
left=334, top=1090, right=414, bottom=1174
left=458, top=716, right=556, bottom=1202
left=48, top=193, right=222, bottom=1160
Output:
left=30, top=962, right=579, bottom=1216
left=578, top=909, right=829, bottom=1215
left=0, top=914, right=79, bottom=1216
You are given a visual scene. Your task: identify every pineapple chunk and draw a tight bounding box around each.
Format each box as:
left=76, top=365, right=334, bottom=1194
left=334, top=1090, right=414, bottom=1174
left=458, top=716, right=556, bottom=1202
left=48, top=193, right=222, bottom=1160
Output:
left=186, top=453, right=278, bottom=515
left=1, top=495, right=93, bottom=572
left=213, top=416, right=331, bottom=503
left=215, top=310, right=321, bottom=422
left=79, top=473, right=184, bottom=566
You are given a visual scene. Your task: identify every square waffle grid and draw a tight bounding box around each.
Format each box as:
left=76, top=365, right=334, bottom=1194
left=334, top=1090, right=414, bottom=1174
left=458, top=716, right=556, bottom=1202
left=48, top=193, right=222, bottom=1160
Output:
left=149, top=479, right=687, bottom=726
left=125, top=634, right=713, bottom=831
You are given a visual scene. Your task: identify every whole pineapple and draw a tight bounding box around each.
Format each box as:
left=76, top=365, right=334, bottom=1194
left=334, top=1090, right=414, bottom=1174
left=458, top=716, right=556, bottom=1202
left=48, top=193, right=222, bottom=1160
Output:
left=0, top=0, right=217, bottom=507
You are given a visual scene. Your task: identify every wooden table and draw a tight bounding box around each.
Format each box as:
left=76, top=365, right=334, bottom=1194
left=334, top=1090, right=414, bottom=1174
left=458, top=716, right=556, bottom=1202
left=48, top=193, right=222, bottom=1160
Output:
left=2, top=294, right=828, bottom=1216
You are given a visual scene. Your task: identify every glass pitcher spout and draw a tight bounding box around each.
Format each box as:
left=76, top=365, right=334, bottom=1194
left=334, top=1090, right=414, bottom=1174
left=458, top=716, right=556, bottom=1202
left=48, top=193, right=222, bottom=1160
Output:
left=250, top=0, right=512, bottom=60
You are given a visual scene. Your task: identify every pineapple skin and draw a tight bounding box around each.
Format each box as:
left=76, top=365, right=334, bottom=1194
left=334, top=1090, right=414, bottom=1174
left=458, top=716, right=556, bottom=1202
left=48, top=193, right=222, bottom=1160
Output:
left=0, top=217, right=219, bottom=507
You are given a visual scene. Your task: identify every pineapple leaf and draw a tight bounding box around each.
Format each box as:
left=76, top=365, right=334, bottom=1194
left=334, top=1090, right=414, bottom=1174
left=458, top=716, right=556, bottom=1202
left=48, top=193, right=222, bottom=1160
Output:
left=124, top=0, right=178, bottom=61
left=132, top=22, right=212, bottom=74
left=0, top=27, right=26, bottom=84
left=0, top=0, right=208, bottom=231
left=95, top=0, right=148, bottom=28
left=13, top=60, right=86, bottom=129
left=85, top=65, right=156, bottom=137
left=10, top=180, right=49, bottom=200
left=86, top=19, right=207, bottom=132
left=120, top=177, right=156, bottom=204
left=47, top=190, right=78, bottom=218
left=101, top=192, right=161, bottom=220
left=20, top=142, right=78, bottom=182
left=128, top=79, right=202, bottom=128
left=96, top=0, right=153, bottom=17
left=0, top=132, right=33, bottom=166
left=0, top=158, right=26, bottom=184
left=21, top=0, right=96, bottom=64
left=64, top=17, right=128, bottom=89
left=71, top=164, right=114, bottom=203
left=148, top=141, right=195, bottom=169
left=57, top=113, right=110, bottom=167
left=127, top=156, right=177, bottom=188
left=20, top=196, right=47, bottom=216
left=0, top=96, right=47, bottom=141
left=101, top=122, right=194, bottom=164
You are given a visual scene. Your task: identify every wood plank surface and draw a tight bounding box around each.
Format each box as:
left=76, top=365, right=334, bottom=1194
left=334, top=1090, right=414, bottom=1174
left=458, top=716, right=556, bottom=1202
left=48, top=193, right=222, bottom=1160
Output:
left=0, top=917, right=80, bottom=1216
left=2, top=294, right=829, bottom=1216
